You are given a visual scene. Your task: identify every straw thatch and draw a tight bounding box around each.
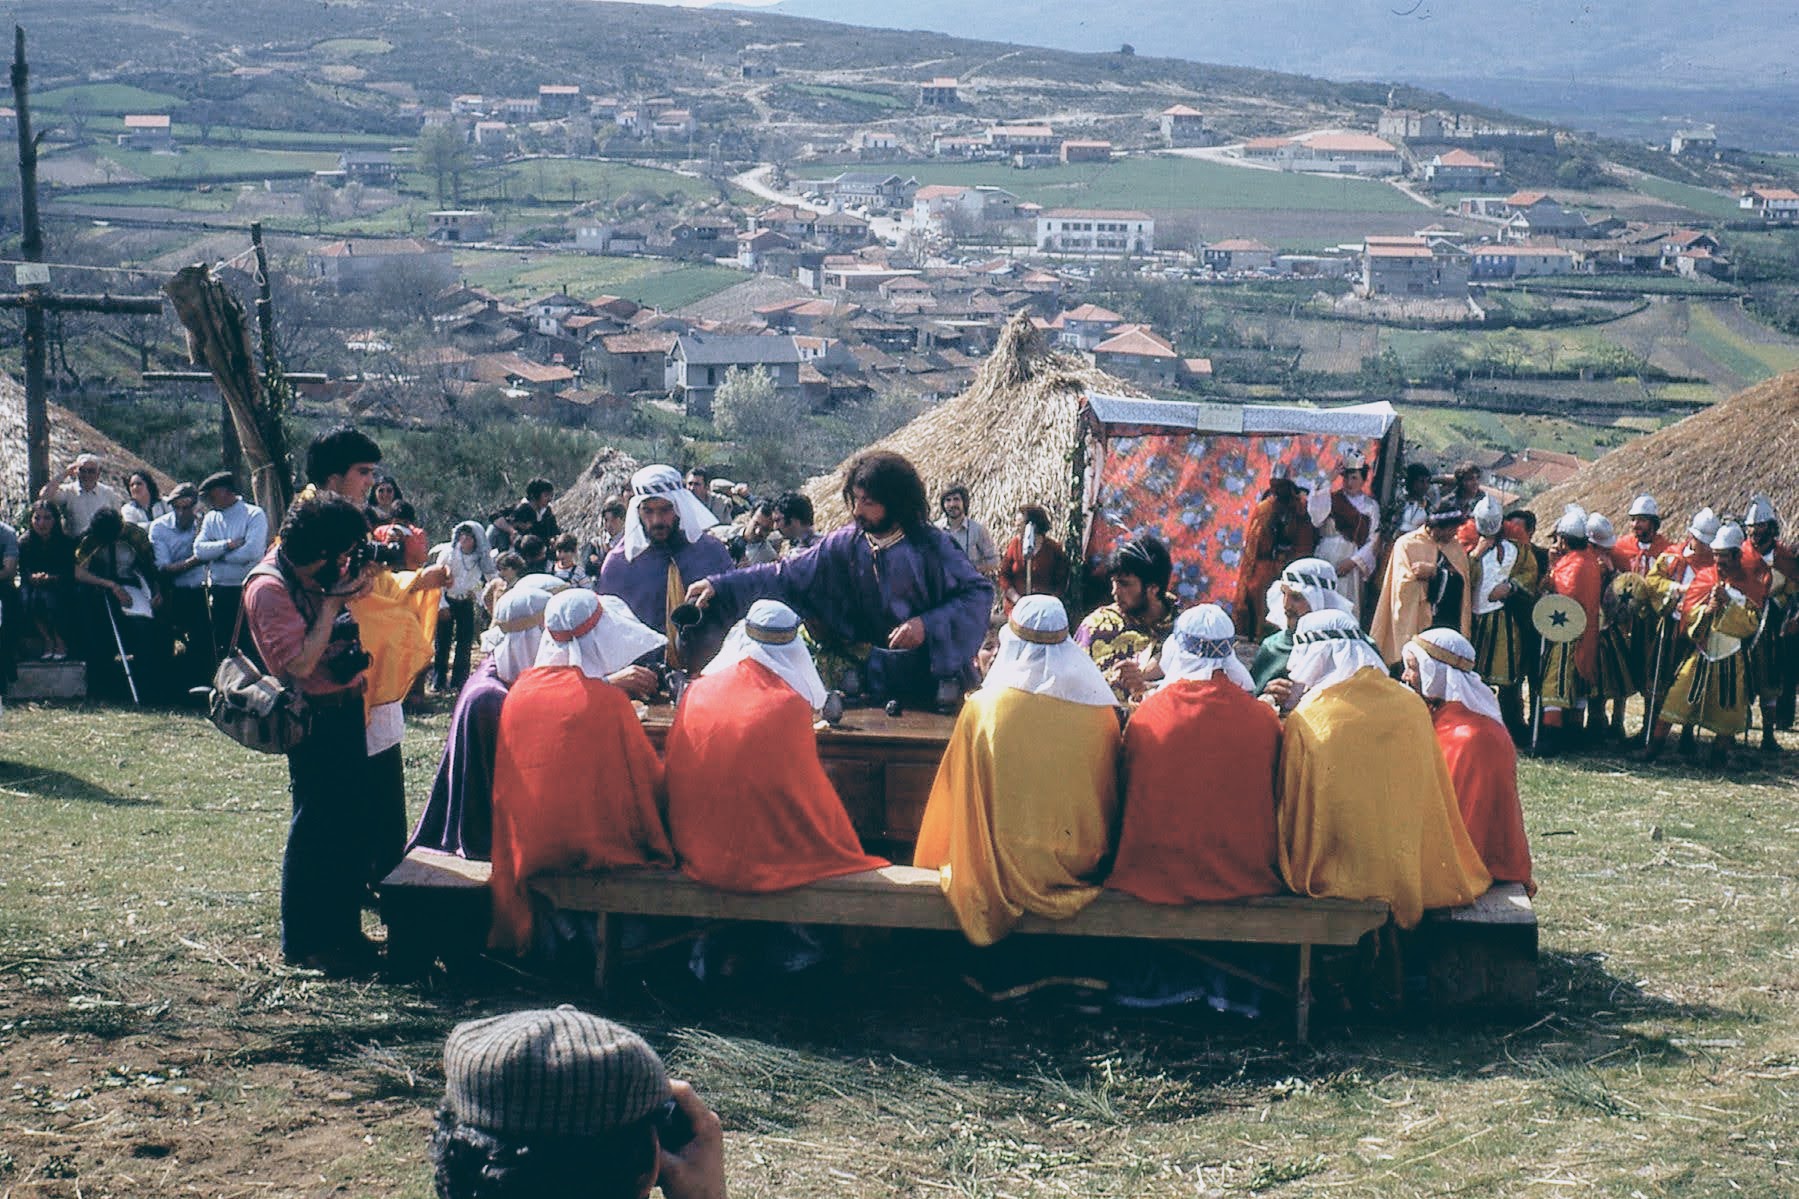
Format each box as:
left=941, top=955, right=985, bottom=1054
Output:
left=802, top=313, right=1147, bottom=536
left=554, top=446, right=643, bottom=540
left=1530, top=369, right=1799, bottom=528
left=0, top=372, right=175, bottom=521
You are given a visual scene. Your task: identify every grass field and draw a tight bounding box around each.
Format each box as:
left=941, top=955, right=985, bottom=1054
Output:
left=312, top=36, right=395, bottom=58
left=1684, top=303, right=1799, bottom=382
left=60, top=184, right=245, bottom=212
left=1395, top=406, right=1647, bottom=460
left=1624, top=174, right=1744, bottom=221
left=870, top=157, right=1421, bottom=215
left=454, top=248, right=745, bottom=308
left=792, top=83, right=905, bottom=110
left=34, top=83, right=183, bottom=113
left=1, top=696, right=1795, bottom=1197
left=95, top=145, right=342, bottom=181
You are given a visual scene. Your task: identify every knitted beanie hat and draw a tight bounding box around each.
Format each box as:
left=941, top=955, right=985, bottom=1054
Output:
left=443, top=1006, right=670, bottom=1138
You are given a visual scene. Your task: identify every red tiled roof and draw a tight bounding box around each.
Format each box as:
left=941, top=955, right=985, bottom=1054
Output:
left=1060, top=303, right=1124, bottom=324
left=1299, top=132, right=1396, bottom=153
left=1162, top=104, right=1203, bottom=117
left=1435, top=149, right=1497, bottom=168
left=600, top=332, right=677, bottom=354
left=1094, top=326, right=1177, bottom=358
left=1210, top=238, right=1274, bottom=252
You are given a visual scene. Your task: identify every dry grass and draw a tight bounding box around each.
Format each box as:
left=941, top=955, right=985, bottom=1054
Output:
left=554, top=446, right=644, bottom=540
left=1530, top=367, right=1799, bottom=525
left=801, top=314, right=1145, bottom=538
left=0, top=374, right=177, bottom=517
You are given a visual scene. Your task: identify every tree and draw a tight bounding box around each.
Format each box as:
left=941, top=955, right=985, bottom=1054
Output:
left=302, top=181, right=333, bottom=233
left=417, top=124, right=473, bottom=206
left=711, top=365, right=810, bottom=487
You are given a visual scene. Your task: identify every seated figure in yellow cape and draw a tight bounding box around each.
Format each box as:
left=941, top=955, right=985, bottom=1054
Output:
left=1277, top=608, right=1491, bottom=929
left=913, top=594, right=1122, bottom=946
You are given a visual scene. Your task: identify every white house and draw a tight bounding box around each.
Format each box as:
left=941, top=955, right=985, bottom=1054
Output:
left=1036, top=209, right=1155, bottom=256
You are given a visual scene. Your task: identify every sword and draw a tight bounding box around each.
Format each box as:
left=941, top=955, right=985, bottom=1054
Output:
left=1644, top=608, right=1670, bottom=749
left=1531, top=636, right=1548, bottom=754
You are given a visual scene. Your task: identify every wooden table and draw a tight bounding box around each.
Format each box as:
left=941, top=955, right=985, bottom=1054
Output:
left=639, top=705, right=956, bottom=853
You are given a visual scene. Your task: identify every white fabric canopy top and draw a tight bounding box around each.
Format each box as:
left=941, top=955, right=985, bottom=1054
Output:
left=980, top=594, right=1118, bottom=707
left=1402, top=628, right=1504, bottom=725
left=487, top=585, right=554, bottom=684
left=1159, top=603, right=1254, bottom=692
left=704, top=598, right=828, bottom=712
left=1287, top=608, right=1387, bottom=710
left=534, top=588, right=667, bottom=681
left=621, top=464, right=719, bottom=562
left=1263, top=556, right=1354, bottom=632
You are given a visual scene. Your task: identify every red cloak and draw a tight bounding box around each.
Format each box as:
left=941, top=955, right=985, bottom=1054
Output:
left=1613, top=532, right=1672, bottom=576
left=1548, top=546, right=1604, bottom=681
left=1107, top=676, right=1285, bottom=904
left=1431, top=700, right=1533, bottom=894
left=488, top=665, right=673, bottom=953
left=665, top=658, right=887, bottom=892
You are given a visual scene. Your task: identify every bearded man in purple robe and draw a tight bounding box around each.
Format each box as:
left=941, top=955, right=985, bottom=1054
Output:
left=687, top=451, right=994, bottom=708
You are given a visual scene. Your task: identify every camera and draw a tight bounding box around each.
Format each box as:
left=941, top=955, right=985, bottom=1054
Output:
left=653, top=1096, right=694, bottom=1152
left=322, top=613, right=372, bottom=685
left=347, top=536, right=407, bottom=576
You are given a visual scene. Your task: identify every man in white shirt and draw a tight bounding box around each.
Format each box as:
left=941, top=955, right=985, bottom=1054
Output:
left=151, top=482, right=211, bottom=684
left=934, top=484, right=1000, bottom=577
left=193, top=471, right=269, bottom=663
left=41, top=453, right=123, bottom=537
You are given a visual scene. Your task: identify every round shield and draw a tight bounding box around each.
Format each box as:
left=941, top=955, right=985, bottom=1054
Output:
left=1533, top=594, right=1588, bottom=644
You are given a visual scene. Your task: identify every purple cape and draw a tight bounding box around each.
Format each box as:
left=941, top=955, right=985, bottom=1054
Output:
left=706, top=524, right=994, bottom=682
left=596, top=532, right=736, bottom=634
left=407, top=660, right=508, bottom=859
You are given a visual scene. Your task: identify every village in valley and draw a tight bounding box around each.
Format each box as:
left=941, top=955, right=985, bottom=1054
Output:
left=4, top=1, right=1799, bottom=1196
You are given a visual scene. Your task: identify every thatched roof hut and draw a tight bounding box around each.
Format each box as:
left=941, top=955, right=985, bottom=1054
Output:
left=555, top=446, right=643, bottom=539
left=1530, top=369, right=1799, bottom=527
left=0, top=372, right=175, bottom=521
left=802, top=314, right=1145, bottom=536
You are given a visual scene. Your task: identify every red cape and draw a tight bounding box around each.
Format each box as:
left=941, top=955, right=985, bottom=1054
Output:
left=1548, top=546, right=1604, bottom=681
left=1108, top=676, right=1285, bottom=904
left=488, top=665, right=673, bottom=953
left=665, top=658, right=887, bottom=892
left=1613, top=532, right=1671, bottom=575
left=1432, top=701, right=1533, bottom=894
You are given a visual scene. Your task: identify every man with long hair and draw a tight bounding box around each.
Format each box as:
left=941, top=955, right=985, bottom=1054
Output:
left=687, top=450, right=992, bottom=707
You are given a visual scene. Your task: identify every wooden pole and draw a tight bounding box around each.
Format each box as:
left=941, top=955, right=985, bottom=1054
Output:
left=11, top=26, right=47, bottom=499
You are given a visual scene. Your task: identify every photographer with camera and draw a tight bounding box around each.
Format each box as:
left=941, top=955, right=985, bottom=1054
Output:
left=244, top=492, right=389, bottom=973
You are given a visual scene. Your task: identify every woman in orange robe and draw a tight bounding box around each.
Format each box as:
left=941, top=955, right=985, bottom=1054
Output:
left=1109, top=604, right=1285, bottom=904
left=1401, top=629, right=1533, bottom=893
left=665, top=601, right=887, bottom=892
left=487, top=589, right=674, bottom=954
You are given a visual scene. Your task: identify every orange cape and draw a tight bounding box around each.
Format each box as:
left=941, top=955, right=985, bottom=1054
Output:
left=665, top=659, right=887, bottom=892
left=487, top=665, right=672, bottom=953
left=1547, top=546, right=1604, bottom=681
left=1108, top=677, right=1284, bottom=904
left=1431, top=701, right=1534, bottom=894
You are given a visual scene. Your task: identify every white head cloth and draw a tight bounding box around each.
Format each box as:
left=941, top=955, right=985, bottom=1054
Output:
left=622, top=464, right=719, bottom=562
left=534, top=588, right=667, bottom=680
left=1402, top=628, right=1504, bottom=726
left=488, top=586, right=553, bottom=684
left=1689, top=506, right=1720, bottom=542
left=1586, top=513, right=1616, bottom=550
left=1628, top=493, right=1660, bottom=519
left=1711, top=521, right=1745, bottom=552
left=1262, top=556, right=1354, bottom=632
left=512, top=572, right=571, bottom=595
left=1287, top=608, right=1387, bottom=710
left=981, top=594, right=1118, bottom=707
left=704, top=598, right=828, bottom=712
left=1473, top=494, right=1503, bottom=537
left=1554, top=504, right=1589, bottom=540
left=1160, top=604, right=1254, bottom=692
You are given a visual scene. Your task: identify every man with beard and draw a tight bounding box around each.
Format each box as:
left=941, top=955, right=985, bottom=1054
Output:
left=595, top=464, right=733, bottom=687
left=1645, top=522, right=1766, bottom=767
left=1372, top=499, right=1473, bottom=665
left=1075, top=536, right=1178, bottom=705
left=687, top=451, right=992, bottom=708
left=1744, top=495, right=1798, bottom=742
left=1233, top=466, right=1317, bottom=638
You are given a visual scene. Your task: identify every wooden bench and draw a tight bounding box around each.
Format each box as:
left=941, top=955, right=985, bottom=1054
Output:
left=378, top=848, right=1391, bottom=1041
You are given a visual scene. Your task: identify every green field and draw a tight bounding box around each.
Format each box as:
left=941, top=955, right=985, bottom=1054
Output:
left=408, top=158, right=746, bottom=210
left=1626, top=173, right=1743, bottom=220
left=1685, top=303, right=1799, bottom=382
left=63, top=184, right=244, bottom=212
left=792, top=82, right=905, bottom=110
left=1396, top=406, right=1647, bottom=461
left=869, top=156, right=1421, bottom=214
left=96, top=144, right=341, bottom=180
left=34, top=82, right=182, bottom=113
left=1517, top=273, right=1739, bottom=297
left=455, top=249, right=744, bottom=308
left=312, top=36, right=395, bottom=57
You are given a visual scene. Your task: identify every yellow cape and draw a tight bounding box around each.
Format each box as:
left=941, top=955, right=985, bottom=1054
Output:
left=913, top=688, right=1121, bottom=946
left=1277, top=668, right=1490, bottom=928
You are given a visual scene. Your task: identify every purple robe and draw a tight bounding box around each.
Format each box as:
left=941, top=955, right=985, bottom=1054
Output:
left=706, top=524, right=994, bottom=689
left=596, top=533, right=735, bottom=635
left=407, top=660, right=508, bottom=859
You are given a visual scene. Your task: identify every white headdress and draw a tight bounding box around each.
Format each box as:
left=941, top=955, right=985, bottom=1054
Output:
left=1627, top=494, right=1660, bottom=519
left=534, top=588, right=667, bottom=680
left=1402, top=628, right=1503, bottom=726
left=1473, top=494, right=1503, bottom=538
left=1746, top=494, right=1778, bottom=527
left=1554, top=504, right=1589, bottom=540
left=981, top=594, right=1117, bottom=707
left=1262, top=556, right=1353, bottom=632
left=621, top=464, right=719, bottom=562
left=704, top=599, right=828, bottom=712
left=1159, top=604, right=1254, bottom=692
left=487, top=585, right=553, bottom=685
left=1689, top=506, right=1720, bottom=542
left=1286, top=609, right=1387, bottom=709
left=511, top=572, right=571, bottom=595
left=1585, top=512, right=1616, bottom=550
left=1710, top=521, right=1745, bottom=552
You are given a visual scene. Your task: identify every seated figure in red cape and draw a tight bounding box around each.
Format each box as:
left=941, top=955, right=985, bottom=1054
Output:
left=1109, top=604, right=1285, bottom=905
left=487, top=587, right=675, bottom=955
left=406, top=578, right=561, bottom=861
left=1400, top=627, right=1534, bottom=894
left=1277, top=608, right=1491, bottom=929
left=685, top=451, right=993, bottom=709
left=913, top=594, right=1122, bottom=946
left=664, top=599, right=888, bottom=892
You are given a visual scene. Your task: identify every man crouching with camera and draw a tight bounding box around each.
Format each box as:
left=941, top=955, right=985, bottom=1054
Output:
left=244, top=492, right=395, bottom=973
